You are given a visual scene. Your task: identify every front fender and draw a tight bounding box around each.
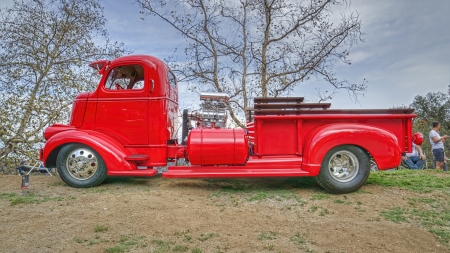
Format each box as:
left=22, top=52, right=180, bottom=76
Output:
left=43, top=130, right=135, bottom=172
left=302, top=124, right=401, bottom=175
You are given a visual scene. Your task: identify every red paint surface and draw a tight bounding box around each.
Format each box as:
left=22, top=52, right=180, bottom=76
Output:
left=187, top=128, right=248, bottom=166
left=41, top=54, right=416, bottom=180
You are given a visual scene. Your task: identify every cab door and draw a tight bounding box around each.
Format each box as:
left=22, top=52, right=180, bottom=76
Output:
left=95, top=63, right=148, bottom=145
left=166, top=70, right=178, bottom=140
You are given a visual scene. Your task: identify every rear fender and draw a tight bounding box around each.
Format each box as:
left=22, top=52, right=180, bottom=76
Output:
left=302, top=124, right=401, bottom=175
left=43, top=130, right=135, bottom=172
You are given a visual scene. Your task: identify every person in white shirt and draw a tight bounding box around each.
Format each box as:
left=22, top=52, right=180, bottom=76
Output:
left=402, top=132, right=426, bottom=169
left=429, top=121, right=448, bottom=170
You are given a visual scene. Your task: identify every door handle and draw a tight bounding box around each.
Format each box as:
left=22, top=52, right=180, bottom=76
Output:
left=150, top=79, right=154, bottom=93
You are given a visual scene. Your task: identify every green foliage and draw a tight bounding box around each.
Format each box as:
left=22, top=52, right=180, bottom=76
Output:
left=381, top=198, right=450, bottom=247
left=198, top=233, right=216, bottom=242
left=374, top=169, right=450, bottom=247
left=94, top=225, right=109, bottom=233
left=429, top=229, right=450, bottom=244
left=0, top=192, right=67, bottom=205
left=104, top=245, right=129, bottom=253
left=89, top=240, right=99, bottom=245
left=258, top=231, right=277, bottom=241
left=411, top=92, right=450, bottom=128
left=319, top=208, right=329, bottom=216
left=191, top=248, right=203, bottom=253
left=0, top=0, right=128, bottom=171
left=367, top=170, right=450, bottom=193
left=310, top=193, right=330, bottom=200
left=245, top=190, right=300, bottom=202
left=151, top=239, right=172, bottom=253
left=410, top=92, right=450, bottom=168
left=381, top=207, right=408, bottom=223
left=207, top=178, right=311, bottom=204
left=173, top=245, right=189, bottom=252
left=183, top=235, right=193, bottom=242
left=104, top=235, right=145, bottom=253
left=290, top=232, right=306, bottom=245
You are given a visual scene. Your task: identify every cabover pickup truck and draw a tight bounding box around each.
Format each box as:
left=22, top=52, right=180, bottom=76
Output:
left=40, top=55, right=416, bottom=193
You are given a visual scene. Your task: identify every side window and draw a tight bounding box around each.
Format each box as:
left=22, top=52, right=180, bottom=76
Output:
left=132, top=80, right=144, bottom=90
left=104, top=65, right=145, bottom=90
left=168, top=71, right=177, bottom=88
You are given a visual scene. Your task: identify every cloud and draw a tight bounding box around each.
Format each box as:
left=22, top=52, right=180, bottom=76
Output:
left=100, top=0, right=449, bottom=110
left=302, top=0, right=450, bottom=109
left=103, top=0, right=187, bottom=58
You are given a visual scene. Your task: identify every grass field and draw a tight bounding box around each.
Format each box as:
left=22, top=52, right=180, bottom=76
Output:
left=0, top=169, right=449, bottom=253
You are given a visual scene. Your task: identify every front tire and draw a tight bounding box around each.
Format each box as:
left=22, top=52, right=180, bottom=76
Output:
left=56, top=144, right=107, bottom=188
left=315, top=145, right=370, bottom=194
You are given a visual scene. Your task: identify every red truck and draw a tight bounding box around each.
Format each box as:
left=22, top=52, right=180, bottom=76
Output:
left=40, top=55, right=416, bottom=193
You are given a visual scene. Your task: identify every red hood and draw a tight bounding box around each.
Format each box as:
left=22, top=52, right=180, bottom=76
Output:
left=44, top=124, right=75, bottom=141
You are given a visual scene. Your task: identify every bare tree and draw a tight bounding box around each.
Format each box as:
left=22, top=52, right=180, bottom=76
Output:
left=0, top=0, right=128, bottom=169
left=137, top=0, right=367, bottom=127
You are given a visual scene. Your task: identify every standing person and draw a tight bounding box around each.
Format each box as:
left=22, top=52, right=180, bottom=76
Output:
left=403, top=132, right=426, bottom=169
left=429, top=121, right=449, bottom=170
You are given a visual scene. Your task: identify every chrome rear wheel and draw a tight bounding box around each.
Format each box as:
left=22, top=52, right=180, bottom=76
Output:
left=316, top=145, right=370, bottom=194
left=328, top=150, right=359, bottom=183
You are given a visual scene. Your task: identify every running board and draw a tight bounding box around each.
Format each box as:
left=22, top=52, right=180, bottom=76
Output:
left=162, top=167, right=309, bottom=178
left=108, top=169, right=158, bottom=177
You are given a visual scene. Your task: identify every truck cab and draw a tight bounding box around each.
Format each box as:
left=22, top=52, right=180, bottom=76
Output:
left=42, top=55, right=179, bottom=179
left=88, top=55, right=179, bottom=166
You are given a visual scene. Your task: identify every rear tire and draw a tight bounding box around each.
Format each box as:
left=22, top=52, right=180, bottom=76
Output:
left=315, top=145, right=370, bottom=194
left=370, top=160, right=378, bottom=171
left=56, top=144, right=107, bottom=188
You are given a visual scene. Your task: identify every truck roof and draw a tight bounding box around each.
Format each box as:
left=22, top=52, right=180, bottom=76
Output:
left=89, top=54, right=169, bottom=72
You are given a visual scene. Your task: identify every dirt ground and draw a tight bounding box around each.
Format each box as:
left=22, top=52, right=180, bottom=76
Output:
left=0, top=174, right=448, bottom=253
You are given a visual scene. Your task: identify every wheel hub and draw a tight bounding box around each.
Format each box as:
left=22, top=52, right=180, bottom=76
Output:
left=66, top=148, right=98, bottom=180
left=76, top=160, right=85, bottom=169
left=328, top=150, right=359, bottom=183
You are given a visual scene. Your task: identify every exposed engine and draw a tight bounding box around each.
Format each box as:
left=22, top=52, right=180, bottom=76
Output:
left=181, top=92, right=249, bottom=166
left=188, top=92, right=229, bottom=128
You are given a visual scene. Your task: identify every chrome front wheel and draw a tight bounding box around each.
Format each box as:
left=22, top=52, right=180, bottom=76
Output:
left=57, top=144, right=107, bottom=188
left=66, top=148, right=99, bottom=180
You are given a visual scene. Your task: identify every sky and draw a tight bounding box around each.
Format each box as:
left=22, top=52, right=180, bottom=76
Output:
left=98, top=0, right=450, bottom=110
left=1, top=0, right=449, bottom=110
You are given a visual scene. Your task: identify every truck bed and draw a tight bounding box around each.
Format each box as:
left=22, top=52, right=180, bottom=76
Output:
left=245, top=97, right=415, bottom=169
